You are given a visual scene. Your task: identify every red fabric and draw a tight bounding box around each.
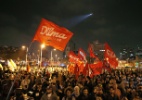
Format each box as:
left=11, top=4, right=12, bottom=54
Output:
left=68, top=51, right=79, bottom=63
left=89, top=61, right=103, bottom=76
left=104, top=43, right=118, bottom=68
left=82, top=63, right=89, bottom=76
left=78, top=48, right=86, bottom=61
left=82, top=63, right=93, bottom=77
left=88, top=44, right=99, bottom=60
left=78, top=62, right=85, bottom=74
left=33, top=18, right=73, bottom=51
left=102, top=60, right=112, bottom=73
left=68, top=51, right=85, bottom=75
left=68, top=64, right=75, bottom=74
left=74, top=64, right=79, bottom=80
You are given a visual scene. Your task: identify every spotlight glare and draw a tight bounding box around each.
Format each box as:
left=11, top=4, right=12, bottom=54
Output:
left=89, top=13, right=93, bottom=16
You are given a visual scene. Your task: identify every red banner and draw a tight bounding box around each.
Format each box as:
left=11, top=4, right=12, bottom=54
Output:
left=74, top=64, right=79, bottom=80
left=103, top=60, right=112, bottom=73
left=82, top=63, right=89, bottom=76
left=33, top=18, right=73, bottom=51
left=82, top=63, right=93, bottom=77
left=89, top=61, right=103, bottom=76
left=68, top=63, right=75, bottom=74
left=104, top=43, right=118, bottom=68
left=78, top=63, right=85, bottom=74
left=78, top=48, right=86, bottom=61
left=68, top=51, right=79, bottom=63
left=88, top=44, right=99, bottom=60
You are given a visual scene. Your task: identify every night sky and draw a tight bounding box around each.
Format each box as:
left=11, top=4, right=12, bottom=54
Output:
left=0, top=0, right=142, bottom=56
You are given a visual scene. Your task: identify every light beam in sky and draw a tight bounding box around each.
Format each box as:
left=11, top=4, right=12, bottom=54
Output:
left=61, top=13, right=93, bottom=28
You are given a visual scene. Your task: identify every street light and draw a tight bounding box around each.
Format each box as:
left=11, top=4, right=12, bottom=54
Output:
left=37, top=50, right=40, bottom=67
left=51, top=49, right=56, bottom=72
left=22, top=45, right=28, bottom=66
left=55, top=54, right=58, bottom=61
left=40, top=44, right=45, bottom=68
left=51, top=49, right=56, bottom=61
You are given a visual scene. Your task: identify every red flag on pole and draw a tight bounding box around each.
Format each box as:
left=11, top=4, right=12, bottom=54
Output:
left=82, top=63, right=89, bottom=76
left=68, top=63, right=75, bottom=74
left=104, top=43, right=118, bottom=68
left=33, top=18, right=73, bottom=51
left=82, top=63, right=93, bottom=77
left=68, top=51, right=79, bottom=63
left=74, top=64, right=79, bottom=80
left=89, top=61, right=103, bottom=76
left=78, top=48, right=86, bottom=61
left=102, top=60, right=112, bottom=73
left=78, top=62, right=85, bottom=74
left=88, top=44, right=99, bottom=60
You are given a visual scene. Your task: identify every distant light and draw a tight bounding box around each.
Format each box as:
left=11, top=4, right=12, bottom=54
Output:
left=89, top=13, right=93, bottom=16
left=41, top=44, right=45, bottom=49
left=60, top=63, right=65, bottom=67
left=100, top=49, right=105, bottom=52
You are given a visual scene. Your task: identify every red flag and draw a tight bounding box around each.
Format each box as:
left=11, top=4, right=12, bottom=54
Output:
left=68, top=51, right=79, bottom=63
left=78, top=48, right=86, bottom=61
left=82, top=63, right=89, bottom=76
left=103, top=60, right=112, bottom=73
left=88, top=66, right=94, bottom=78
left=78, top=62, right=85, bottom=74
left=90, top=61, right=103, bottom=76
left=68, top=63, right=75, bottom=74
left=74, top=64, right=79, bottom=80
left=104, top=43, right=118, bottom=68
left=33, top=18, right=73, bottom=51
left=88, top=44, right=99, bottom=60
left=82, top=63, right=93, bottom=77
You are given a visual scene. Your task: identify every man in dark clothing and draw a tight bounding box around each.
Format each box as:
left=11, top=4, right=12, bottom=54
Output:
left=105, top=86, right=119, bottom=100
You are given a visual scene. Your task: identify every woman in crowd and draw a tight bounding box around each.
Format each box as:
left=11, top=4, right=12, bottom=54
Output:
left=77, top=87, right=90, bottom=100
left=0, top=68, right=142, bottom=100
left=62, top=87, right=76, bottom=100
left=40, top=85, right=59, bottom=100
left=105, top=86, right=119, bottom=100
left=72, top=86, right=80, bottom=99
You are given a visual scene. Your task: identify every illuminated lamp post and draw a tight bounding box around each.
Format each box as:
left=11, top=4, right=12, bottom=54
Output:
left=51, top=49, right=56, bottom=72
left=40, top=44, right=45, bottom=68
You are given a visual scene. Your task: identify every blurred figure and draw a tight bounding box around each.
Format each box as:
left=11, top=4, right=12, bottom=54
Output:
left=62, top=87, right=75, bottom=100
left=40, top=85, right=59, bottom=100
left=90, top=86, right=99, bottom=100
left=105, top=86, right=119, bottom=100
left=77, top=87, right=90, bottom=100
left=20, top=75, right=30, bottom=94
left=72, top=86, right=80, bottom=99
left=11, top=88, right=24, bottom=100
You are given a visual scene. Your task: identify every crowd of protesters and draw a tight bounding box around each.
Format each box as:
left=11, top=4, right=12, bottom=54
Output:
left=0, top=67, right=142, bottom=100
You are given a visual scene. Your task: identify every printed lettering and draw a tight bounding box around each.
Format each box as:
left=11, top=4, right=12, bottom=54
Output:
left=40, top=26, right=67, bottom=39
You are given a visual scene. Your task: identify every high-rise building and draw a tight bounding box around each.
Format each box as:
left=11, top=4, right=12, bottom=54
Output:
left=119, top=48, right=135, bottom=60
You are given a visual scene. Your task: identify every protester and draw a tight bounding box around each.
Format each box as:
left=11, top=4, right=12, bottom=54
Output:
left=72, top=86, right=80, bottom=99
left=0, top=67, right=142, bottom=100
left=40, top=85, right=59, bottom=100
left=77, top=87, right=90, bottom=100
left=62, top=87, right=76, bottom=100
left=105, top=86, right=119, bottom=100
